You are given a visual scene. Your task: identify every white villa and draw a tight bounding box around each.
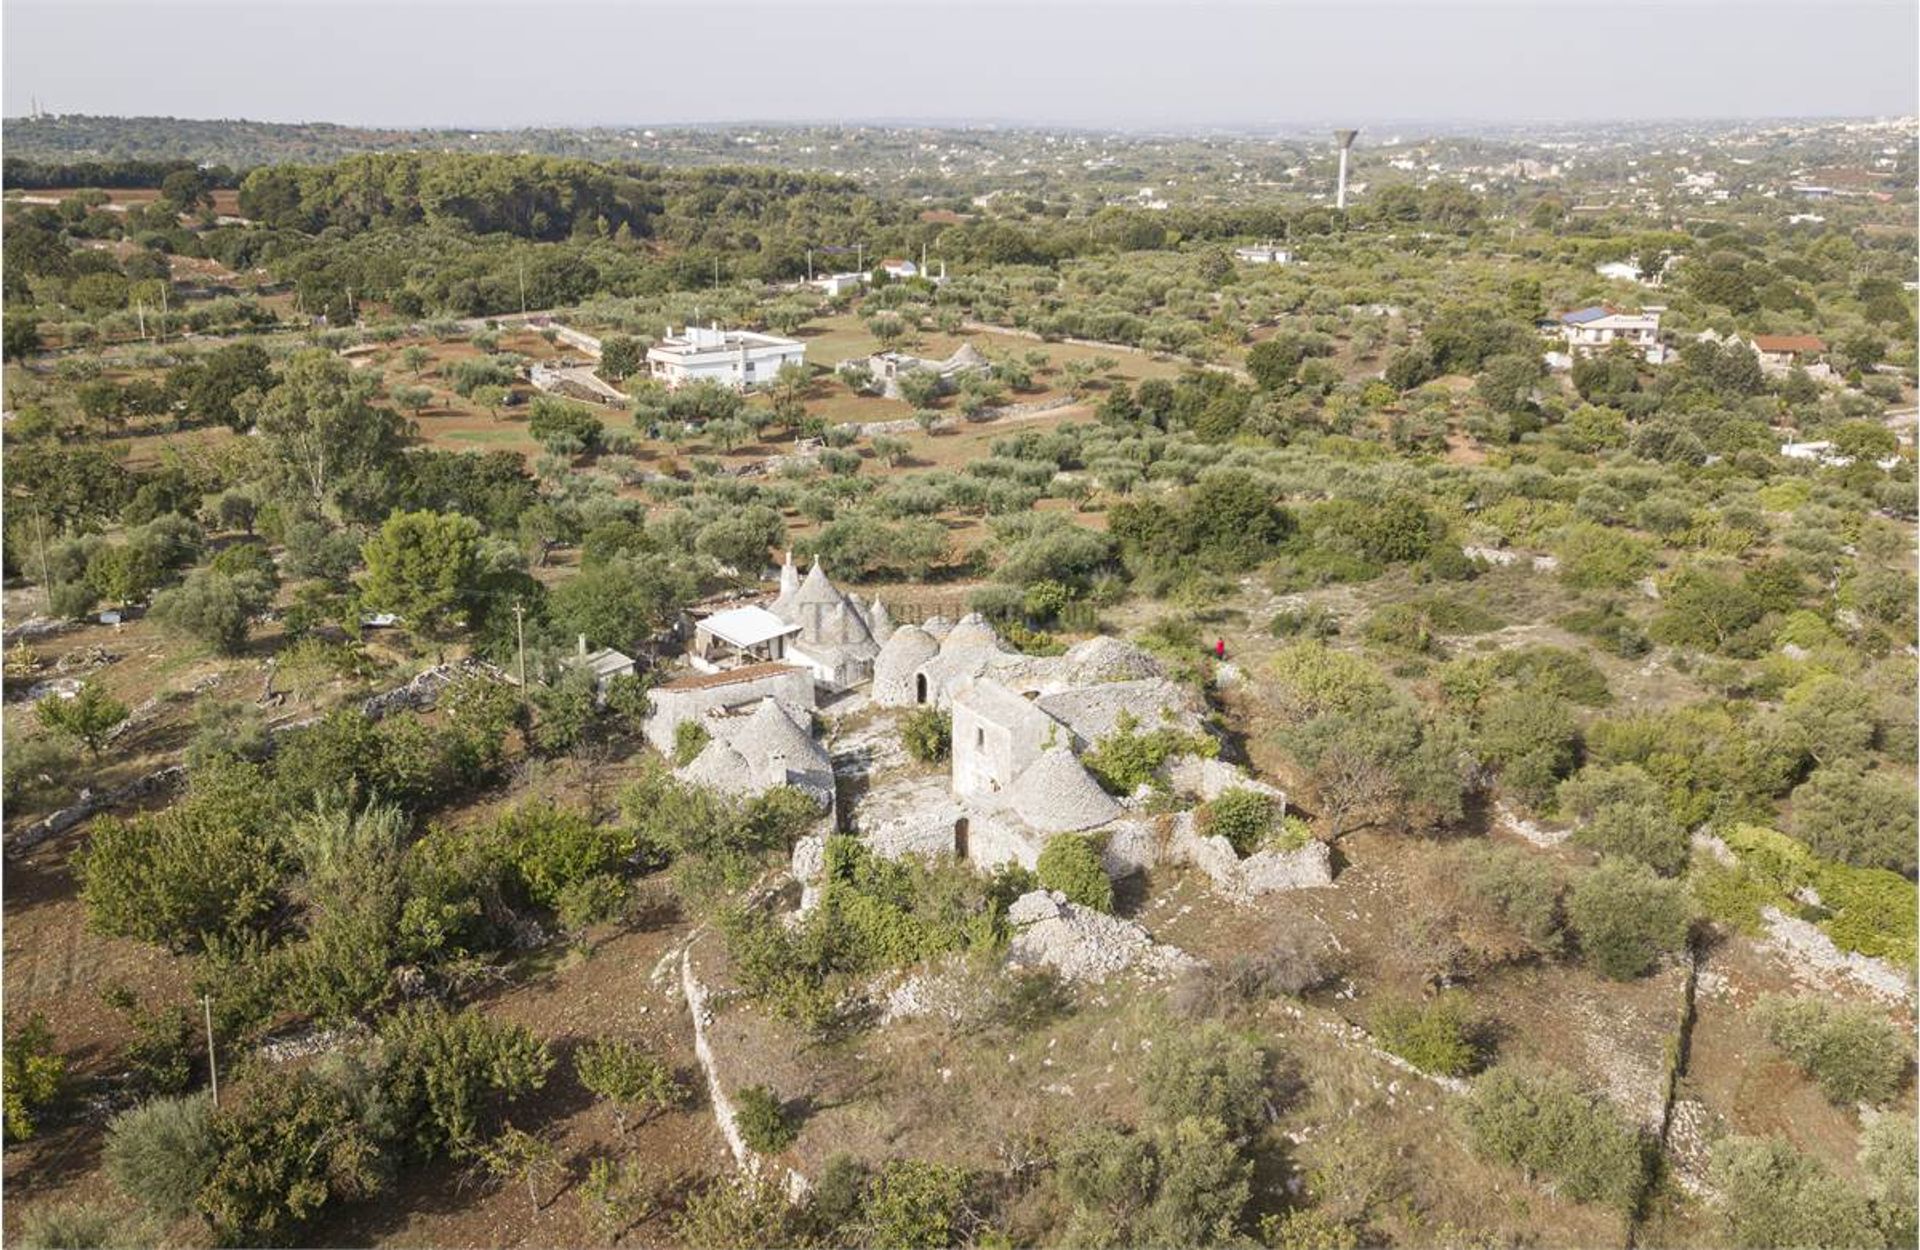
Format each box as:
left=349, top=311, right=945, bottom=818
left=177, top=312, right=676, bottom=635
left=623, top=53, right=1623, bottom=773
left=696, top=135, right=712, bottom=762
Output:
left=1559, top=305, right=1665, bottom=363
left=811, top=272, right=868, bottom=297
left=645, top=324, right=806, bottom=391
left=1233, top=244, right=1294, bottom=265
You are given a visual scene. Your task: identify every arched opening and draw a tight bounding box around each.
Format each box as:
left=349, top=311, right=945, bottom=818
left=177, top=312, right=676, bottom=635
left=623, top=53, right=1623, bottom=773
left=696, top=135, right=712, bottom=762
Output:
left=915, top=672, right=928, bottom=704
left=953, top=817, right=970, bottom=860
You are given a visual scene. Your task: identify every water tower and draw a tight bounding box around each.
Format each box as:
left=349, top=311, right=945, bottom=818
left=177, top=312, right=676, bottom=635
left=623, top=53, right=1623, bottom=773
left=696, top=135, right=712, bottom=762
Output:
left=1333, top=129, right=1359, bottom=210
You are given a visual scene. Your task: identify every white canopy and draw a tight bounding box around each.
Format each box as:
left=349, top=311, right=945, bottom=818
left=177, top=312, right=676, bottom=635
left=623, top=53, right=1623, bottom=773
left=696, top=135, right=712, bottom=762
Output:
left=700, top=605, right=801, bottom=650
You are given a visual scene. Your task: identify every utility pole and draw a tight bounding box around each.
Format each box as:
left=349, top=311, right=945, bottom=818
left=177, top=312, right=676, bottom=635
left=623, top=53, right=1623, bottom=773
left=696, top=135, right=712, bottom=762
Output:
left=135, top=301, right=146, bottom=340
left=806, top=247, right=813, bottom=282
left=712, top=257, right=720, bottom=290
left=857, top=242, right=865, bottom=273
left=202, top=994, right=219, bottom=1109
left=159, top=284, right=170, bottom=342
left=518, top=259, right=527, bottom=316
left=32, top=510, right=53, bottom=614
left=512, top=599, right=528, bottom=714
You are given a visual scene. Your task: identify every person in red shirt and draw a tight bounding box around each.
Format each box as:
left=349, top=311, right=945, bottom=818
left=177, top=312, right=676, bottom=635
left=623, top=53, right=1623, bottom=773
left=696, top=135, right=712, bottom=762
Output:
left=1214, top=638, right=1226, bottom=661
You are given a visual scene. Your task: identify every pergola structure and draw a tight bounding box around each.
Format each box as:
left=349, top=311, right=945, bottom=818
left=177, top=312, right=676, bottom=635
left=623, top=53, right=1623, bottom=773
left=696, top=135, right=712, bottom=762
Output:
left=691, top=605, right=801, bottom=673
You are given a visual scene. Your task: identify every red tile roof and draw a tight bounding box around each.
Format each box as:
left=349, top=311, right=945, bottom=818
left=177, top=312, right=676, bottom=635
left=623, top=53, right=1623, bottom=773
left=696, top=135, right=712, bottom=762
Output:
left=655, top=661, right=800, bottom=692
left=1752, top=334, right=1826, bottom=354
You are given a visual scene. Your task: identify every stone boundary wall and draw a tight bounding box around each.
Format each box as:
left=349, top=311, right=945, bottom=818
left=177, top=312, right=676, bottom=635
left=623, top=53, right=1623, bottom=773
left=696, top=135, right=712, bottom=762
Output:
left=679, top=941, right=811, bottom=1201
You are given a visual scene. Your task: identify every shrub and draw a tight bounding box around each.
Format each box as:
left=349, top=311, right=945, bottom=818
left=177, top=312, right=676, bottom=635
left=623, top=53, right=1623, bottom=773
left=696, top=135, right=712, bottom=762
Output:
left=36, top=682, right=128, bottom=756
left=1082, top=709, right=1216, bottom=794
left=1198, top=788, right=1279, bottom=856
left=859, top=1159, right=970, bottom=1250
left=1476, top=691, right=1579, bottom=810
left=2, top=1013, right=65, bottom=1144
left=574, top=1038, right=687, bottom=1133
left=1815, top=862, right=1917, bottom=968
left=1371, top=992, right=1478, bottom=1076
left=1491, top=645, right=1610, bottom=707
left=1860, top=1115, right=1917, bottom=1247
left=489, top=802, right=640, bottom=911
left=673, top=1175, right=799, bottom=1250
left=103, top=1093, right=215, bottom=1219
left=377, top=1004, right=553, bottom=1159
left=672, top=718, right=711, bottom=766
left=102, top=987, right=197, bottom=1098
left=1791, top=765, right=1919, bottom=877
left=1139, top=1019, right=1267, bottom=1141
left=578, top=1155, right=658, bottom=1243
left=1458, top=842, right=1563, bottom=956
left=733, top=1084, right=797, bottom=1154
left=1036, top=835, right=1113, bottom=913
left=1461, top=1065, right=1649, bottom=1210
left=900, top=706, right=952, bottom=764
left=1139, top=1115, right=1255, bottom=1245
left=197, top=1072, right=384, bottom=1247
left=1054, top=1121, right=1157, bottom=1245
left=1260, top=1209, right=1361, bottom=1250
left=1713, top=1136, right=1882, bottom=1250
left=1752, top=995, right=1908, bottom=1106
left=14, top=1202, right=140, bottom=1250
left=1574, top=799, right=1690, bottom=877
left=1269, top=603, right=1340, bottom=640
left=76, top=757, right=283, bottom=951
left=1555, top=523, right=1653, bottom=591
left=1567, top=858, right=1690, bottom=980
left=150, top=568, right=274, bottom=655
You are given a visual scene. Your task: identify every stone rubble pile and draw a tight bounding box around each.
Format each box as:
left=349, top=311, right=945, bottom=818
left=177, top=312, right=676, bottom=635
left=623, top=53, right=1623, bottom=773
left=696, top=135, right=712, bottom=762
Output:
left=1005, top=889, right=1199, bottom=984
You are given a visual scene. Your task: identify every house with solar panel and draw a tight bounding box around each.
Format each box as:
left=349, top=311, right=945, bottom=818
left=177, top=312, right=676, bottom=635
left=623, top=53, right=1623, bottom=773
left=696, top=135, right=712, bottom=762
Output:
left=1559, top=305, right=1665, bottom=363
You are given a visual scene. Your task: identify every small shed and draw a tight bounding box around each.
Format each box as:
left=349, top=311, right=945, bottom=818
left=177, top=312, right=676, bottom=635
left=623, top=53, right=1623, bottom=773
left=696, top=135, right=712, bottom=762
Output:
left=568, top=635, right=636, bottom=700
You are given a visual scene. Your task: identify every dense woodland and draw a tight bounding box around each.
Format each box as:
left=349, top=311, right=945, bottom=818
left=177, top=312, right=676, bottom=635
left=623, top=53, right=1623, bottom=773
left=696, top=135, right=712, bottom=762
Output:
left=1, top=118, right=1916, bottom=1250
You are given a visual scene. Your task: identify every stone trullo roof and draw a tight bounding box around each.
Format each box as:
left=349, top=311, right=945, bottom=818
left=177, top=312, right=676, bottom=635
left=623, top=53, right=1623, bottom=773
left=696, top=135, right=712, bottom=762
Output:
left=867, top=597, right=895, bottom=644
left=941, top=612, right=1002, bottom=650
left=793, top=557, right=845, bottom=607
left=943, top=342, right=990, bottom=371
left=678, top=741, right=754, bottom=792
left=731, top=697, right=827, bottom=774
left=1008, top=747, right=1122, bottom=834
left=676, top=697, right=832, bottom=807
left=1055, top=635, right=1166, bottom=685
left=771, top=549, right=803, bottom=617
left=1035, top=677, right=1205, bottom=749
left=873, top=624, right=941, bottom=704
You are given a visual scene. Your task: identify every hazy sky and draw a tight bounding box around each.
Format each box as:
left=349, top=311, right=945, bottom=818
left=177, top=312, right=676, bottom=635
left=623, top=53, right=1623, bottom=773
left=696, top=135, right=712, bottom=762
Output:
left=4, top=0, right=1915, bottom=128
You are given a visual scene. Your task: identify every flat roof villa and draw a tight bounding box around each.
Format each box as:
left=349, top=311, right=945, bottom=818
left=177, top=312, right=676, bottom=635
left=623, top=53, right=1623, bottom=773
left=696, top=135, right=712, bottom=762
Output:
left=646, top=324, right=806, bottom=391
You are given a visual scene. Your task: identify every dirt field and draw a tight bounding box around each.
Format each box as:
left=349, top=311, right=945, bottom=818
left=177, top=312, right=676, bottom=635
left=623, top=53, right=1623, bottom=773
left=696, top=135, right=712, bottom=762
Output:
left=6, top=187, right=247, bottom=217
